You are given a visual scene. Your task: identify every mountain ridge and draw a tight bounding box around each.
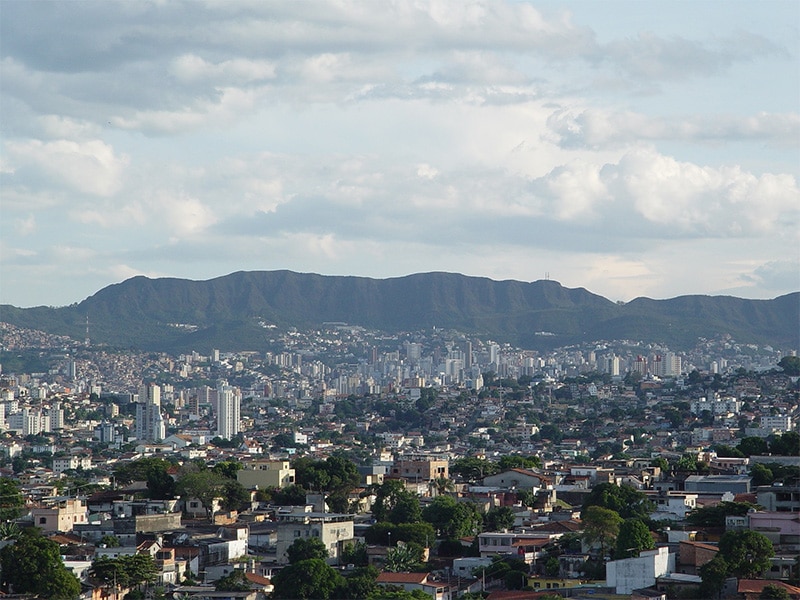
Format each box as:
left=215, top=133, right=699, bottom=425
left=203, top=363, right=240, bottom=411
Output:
left=1, top=270, right=797, bottom=352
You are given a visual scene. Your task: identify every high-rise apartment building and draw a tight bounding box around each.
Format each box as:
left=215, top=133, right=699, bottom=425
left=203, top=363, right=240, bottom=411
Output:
left=136, top=383, right=165, bottom=441
left=48, top=401, right=64, bottom=430
left=216, top=381, right=240, bottom=440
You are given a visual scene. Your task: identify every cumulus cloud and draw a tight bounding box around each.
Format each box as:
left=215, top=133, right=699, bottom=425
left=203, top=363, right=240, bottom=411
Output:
left=6, top=139, right=129, bottom=196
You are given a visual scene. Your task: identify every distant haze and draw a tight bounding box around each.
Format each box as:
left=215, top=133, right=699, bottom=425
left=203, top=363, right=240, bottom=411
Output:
left=1, top=1, right=798, bottom=308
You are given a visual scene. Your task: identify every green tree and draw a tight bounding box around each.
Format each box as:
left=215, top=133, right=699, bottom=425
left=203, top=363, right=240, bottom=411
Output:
left=737, top=436, right=769, bottom=457
left=760, top=583, right=792, bottom=600
left=99, top=534, right=121, bottom=548
left=271, top=484, right=307, bottom=506
left=215, top=569, right=251, bottom=592
left=287, top=537, right=329, bottom=564
left=341, top=565, right=378, bottom=598
left=341, top=541, right=369, bottom=567
left=650, top=457, right=669, bottom=472
left=750, top=463, right=775, bottom=486
left=372, top=480, right=421, bottom=524
left=770, top=432, right=800, bottom=456
left=450, top=457, right=499, bottom=482
left=497, top=455, right=542, bottom=470
left=484, top=506, right=515, bottom=532
left=146, top=466, right=176, bottom=500
left=718, top=530, right=774, bottom=578
left=428, top=476, right=455, bottom=496
left=581, top=483, right=654, bottom=520
left=0, top=529, right=81, bottom=599
left=385, top=543, right=425, bottom=572
left=545, top=556, right=560, bottom=577
left=777, top=356, right=800, bottom=376
left=0, top=478, right=25, bottom=522
left=220, top=479, right=250, bottom=512
left=687, top=501, right=759, bottom=527
left=615, top=518, right=654, bottom=559
left=364, top=522, right=436, bottom=547
left=422, top=495, right=481, bottom=539
left=176, top=469, right=227, bottom=521
left=699, top=555, right=729, bottom=599
left=271, top=558, right=344, bottom=599
left=212, top=460, right=243, bottom=480
left=581, top=506, right=622, bottom=558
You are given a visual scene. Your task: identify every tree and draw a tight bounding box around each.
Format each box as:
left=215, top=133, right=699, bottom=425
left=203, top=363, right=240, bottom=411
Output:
left=760, top=584, right=792, bottom=600
left=91, top=553, right=158, bottom=591
left=718, top=530, right=774, bottom=578
left=450, top=457, right=499, bottom=482
left=287, top=537, right=329, bottom=564
left=215, top=569, right=251, bottom=592
left=271, top=558, right=344, bottom=599
left=777, top=356, right=800, bottom=376
left=100, top=534, right=121, bottom=547
left=220, top=479, right=250, bottom=512
left=364, top=522, right=436, bottom=548
left=751, top=463, right=775, bottom=486
left=271, top=484, right=307, bottom=506
left=687, top=501, right=759, bottom=527
left=340, top=565, right=378, bottom=598
left=650, top=457, right=669, bottom=472
left=581, top=506, right=622, bottom=558
left=770, top=432, right=800, bottom=456
left=0, top=529, right=81, bottom=599
left=212, top=460, right=243, bottom=480
left=341, top=541, right=369, bottom=567
left=498, top=455, right=542, bottom=470
left=545, top=556, right=560, bottom=577
left=0, top=478, right=25, bottom=522
left=385, top=543, right=425, bottom=572
left=615, top=519, right=654, bottom=559
left=581, top=483, right=653, bottom=520
left=176, top=470, right=227, bottom=521
left=428, top=476, right=455, bottom=496
left=422, top=495, right=482, bottom=539
left=484, top=506, right=515, bottom=532
left=146, top=467, right=176, bottom=500
left=699, top=555, right=729, bottom=599
left=737, top=436, right=769, bottom=457
left=372, top=480, right=421, bottom=524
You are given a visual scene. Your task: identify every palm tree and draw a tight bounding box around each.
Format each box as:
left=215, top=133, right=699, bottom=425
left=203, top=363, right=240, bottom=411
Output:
left=429, top=476, right=455, bottom=497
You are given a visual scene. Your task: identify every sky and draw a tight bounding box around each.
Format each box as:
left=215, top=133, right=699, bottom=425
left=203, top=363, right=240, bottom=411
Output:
left=1, top=0, right=799, bottom=308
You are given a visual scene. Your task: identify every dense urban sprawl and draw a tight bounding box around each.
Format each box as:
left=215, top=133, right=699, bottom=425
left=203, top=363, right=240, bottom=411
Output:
left=0, top=321, right=797, bottom=600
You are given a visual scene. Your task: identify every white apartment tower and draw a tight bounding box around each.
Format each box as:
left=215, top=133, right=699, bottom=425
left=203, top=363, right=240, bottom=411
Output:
left=216, top=381, right=240, bottom=440
left=136, top=383, right=165, bottom=441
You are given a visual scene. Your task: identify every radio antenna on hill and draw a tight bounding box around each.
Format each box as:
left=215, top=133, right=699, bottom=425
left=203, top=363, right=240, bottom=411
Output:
left=85, top=314, right=90, bottom=347
left=545, top=272, right=550, bottom=281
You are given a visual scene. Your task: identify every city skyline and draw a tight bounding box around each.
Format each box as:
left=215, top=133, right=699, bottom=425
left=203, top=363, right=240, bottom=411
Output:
left=1, top=1, right=798, bottom=308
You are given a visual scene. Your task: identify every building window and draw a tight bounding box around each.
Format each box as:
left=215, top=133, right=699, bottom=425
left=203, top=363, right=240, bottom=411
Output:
left=39, top=517, right=46, bottom=524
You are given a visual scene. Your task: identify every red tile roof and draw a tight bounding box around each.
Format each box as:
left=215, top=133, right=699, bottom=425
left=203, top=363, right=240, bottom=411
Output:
left=376, top=572, right=429, bottom=585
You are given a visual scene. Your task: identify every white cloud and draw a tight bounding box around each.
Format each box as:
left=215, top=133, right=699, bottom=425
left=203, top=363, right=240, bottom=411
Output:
left=14, top=214, right=36, bottom=236
left=6, top=139, right=129, bottom=196
left=548, top=108, right=800, bottom=148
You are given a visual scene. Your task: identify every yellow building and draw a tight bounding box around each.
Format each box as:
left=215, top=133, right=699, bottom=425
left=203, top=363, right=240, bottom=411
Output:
left=237, top=460, right=295, bottom=489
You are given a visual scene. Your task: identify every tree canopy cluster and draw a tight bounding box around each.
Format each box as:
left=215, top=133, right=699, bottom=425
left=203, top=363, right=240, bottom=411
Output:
left=0, top=529, right=81, bottom=599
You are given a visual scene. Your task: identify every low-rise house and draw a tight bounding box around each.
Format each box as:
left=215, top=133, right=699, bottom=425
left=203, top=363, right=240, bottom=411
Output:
left=606, top=547, right=675, bottom=595
left=648, top=491, right=698, bottom=521
left=376, top=572, right=448, bottom=600
left=482, top=469, right=549, bottom=490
